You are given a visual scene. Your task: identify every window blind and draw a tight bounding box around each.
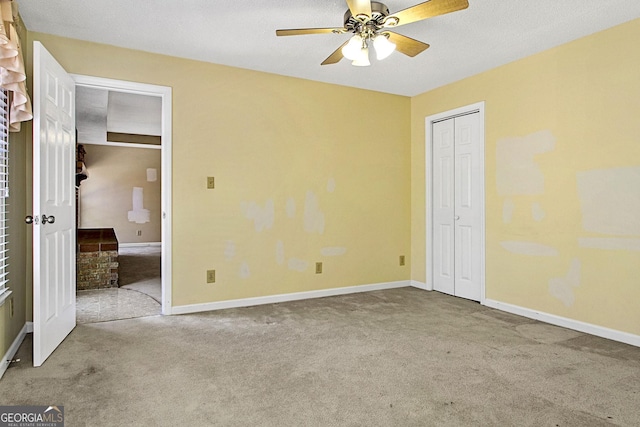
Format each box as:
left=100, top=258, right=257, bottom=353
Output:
left=0, top=89, right=9, bottom=297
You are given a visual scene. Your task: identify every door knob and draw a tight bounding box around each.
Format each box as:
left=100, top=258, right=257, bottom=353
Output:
left=454, top=216, right=460, bottom=220
left=42, top=214, right=55, bottom=224
left=25, top=215, right=34, bottom=224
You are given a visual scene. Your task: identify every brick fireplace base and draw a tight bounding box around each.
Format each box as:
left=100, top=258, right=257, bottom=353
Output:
left=77, top=228, right=119, bottom=290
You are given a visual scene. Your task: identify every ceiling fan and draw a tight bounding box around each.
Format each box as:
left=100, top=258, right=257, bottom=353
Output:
left=276, top=0, right=469, bottom=66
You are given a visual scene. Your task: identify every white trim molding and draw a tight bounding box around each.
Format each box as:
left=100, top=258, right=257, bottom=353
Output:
left=80, top=140, right=161, bottom=150
left=484, top=299, right=640, bottom=348
left=119, top=242, right=162, bottom=248
left=172, top=281, right=411, bottom=315
left=0, top=323, right=29, bottom=379
left=410, top=280, right=430, bottom=291
left=72, top=74, right=173, bottom=315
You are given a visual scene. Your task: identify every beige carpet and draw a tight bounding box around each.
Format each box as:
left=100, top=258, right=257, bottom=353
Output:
left=3, top=288, right=640, bottom=426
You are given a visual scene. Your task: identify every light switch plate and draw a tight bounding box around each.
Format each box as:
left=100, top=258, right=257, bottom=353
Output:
left=207, top=270, right=216, bottom=283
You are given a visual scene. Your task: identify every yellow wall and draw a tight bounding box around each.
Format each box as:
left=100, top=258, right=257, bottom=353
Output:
left=79, top=145, right=162, bottom=244
left=27, top=32, right=411, bottom=307
left=411, top=19, right=640, bottom=335
left=18, top=19, right=639, bottom=342
left=1, top=119, right=28, bottom=359
left=0, top=18, right=29, bottom=360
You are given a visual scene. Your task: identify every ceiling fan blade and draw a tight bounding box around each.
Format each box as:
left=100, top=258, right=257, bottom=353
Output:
left=387, top=0, right=469, bottom=27
left=386, top=32, right=430, bottom=57
left=346, top=0, right=372, bottom=18
left=276, top=28, right=346, bottom=36
left=321, top=40, right=350, bottom=65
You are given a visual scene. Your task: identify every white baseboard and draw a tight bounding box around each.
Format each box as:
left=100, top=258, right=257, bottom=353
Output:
left=410, top=280, right=430, bottom=291
left=0, top=323, right=29, bottom=379
left=26, top=322, right=33, bottom=333
left=172, top=280, right=411, bottom=315
left=119, top=242, right=161, bottom=248
left=484, top=299, right=640, bottom=348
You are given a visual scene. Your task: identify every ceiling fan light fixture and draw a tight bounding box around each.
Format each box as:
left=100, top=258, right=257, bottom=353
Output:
left=275, top=0, right=470, bottom=66
left=342, top=35, right=364, bottom=60
left=373, top=34, right=396, bottom=60
left=352, top=46, right=370, bottom=67
left=383, top=16, right=399, bottom=27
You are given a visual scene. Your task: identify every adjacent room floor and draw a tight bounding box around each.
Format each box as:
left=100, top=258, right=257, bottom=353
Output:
left=3, top=288, right=639, bottom=426
left=76, top=246, right=161, bottom=323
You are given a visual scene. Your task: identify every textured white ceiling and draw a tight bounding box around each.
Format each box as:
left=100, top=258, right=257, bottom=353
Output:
left=76, top=88, right=161, bottom=144
left=18, top=0, right=640, bottom=96
left=107, top=92, right=162, bottom=136
left=76, top=87, right=107, bottom=144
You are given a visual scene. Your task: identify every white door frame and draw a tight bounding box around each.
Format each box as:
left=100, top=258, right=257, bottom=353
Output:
left=425, top=101, right=486, bottom=303
left=72, top=74, right=173, bottom=314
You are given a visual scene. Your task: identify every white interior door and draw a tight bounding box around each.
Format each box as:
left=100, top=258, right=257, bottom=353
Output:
left=32, top=41, right=76, bottom=366
left=452, top=113, right=482, bottom=301
left=432, top=112, right=482, bottom=301
left=432, top=119, right=455, bottom=295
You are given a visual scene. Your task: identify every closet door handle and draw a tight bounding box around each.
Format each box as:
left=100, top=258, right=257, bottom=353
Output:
left=454, top=216, right=460, bottom=221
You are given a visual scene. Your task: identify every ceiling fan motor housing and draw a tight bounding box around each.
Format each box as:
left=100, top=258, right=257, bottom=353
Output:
left=343, top=1, right=391, bottom=33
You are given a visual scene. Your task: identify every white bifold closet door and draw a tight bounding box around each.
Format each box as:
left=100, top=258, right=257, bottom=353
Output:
left=432, top=112, right=482, bottom=301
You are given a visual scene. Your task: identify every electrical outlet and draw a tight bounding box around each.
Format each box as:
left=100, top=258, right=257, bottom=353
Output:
left=207, top=269, right=216, bottom=283
left=207, top=176, right=215, bottom=189
left=137, top=230, right=142, bottom=236
left=315, top=262, right=322, bottom=274
left=399, top=255, right=406, bottom=266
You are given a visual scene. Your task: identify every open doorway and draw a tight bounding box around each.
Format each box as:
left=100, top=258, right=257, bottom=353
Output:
left=73, top=76, right=172, bottom=323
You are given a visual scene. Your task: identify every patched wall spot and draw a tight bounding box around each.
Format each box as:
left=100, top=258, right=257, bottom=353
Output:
left=320, top=247, right=347, bottom=257
left=224, top=241, right=236, bottom=260
left=146, top=168, right=157, bottom=182
left=128, top=187, right=150, bottom=224
left=303, top=191, right=325, bottom=234
left=532, top=203, right=546, bottom=222
left=327, top=177, right=336, bottom=193
left=578, top=237, right=640, bottom=252
left=500, top=241, right=559, bottom=257
left=503, top=199, right=515, bottom=224
left=549, top=258, right=581, bottom=307
left=288, top=258, right=308, bottom=272
left=496, top=130, right=556, bottom=196
left=276, top=240, right=285, bottom=265
left=241, top=199, right=275, bottom=232
left=577, top=166, right=640, bottom=236
left=240, top=262, right=251, bottom=279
